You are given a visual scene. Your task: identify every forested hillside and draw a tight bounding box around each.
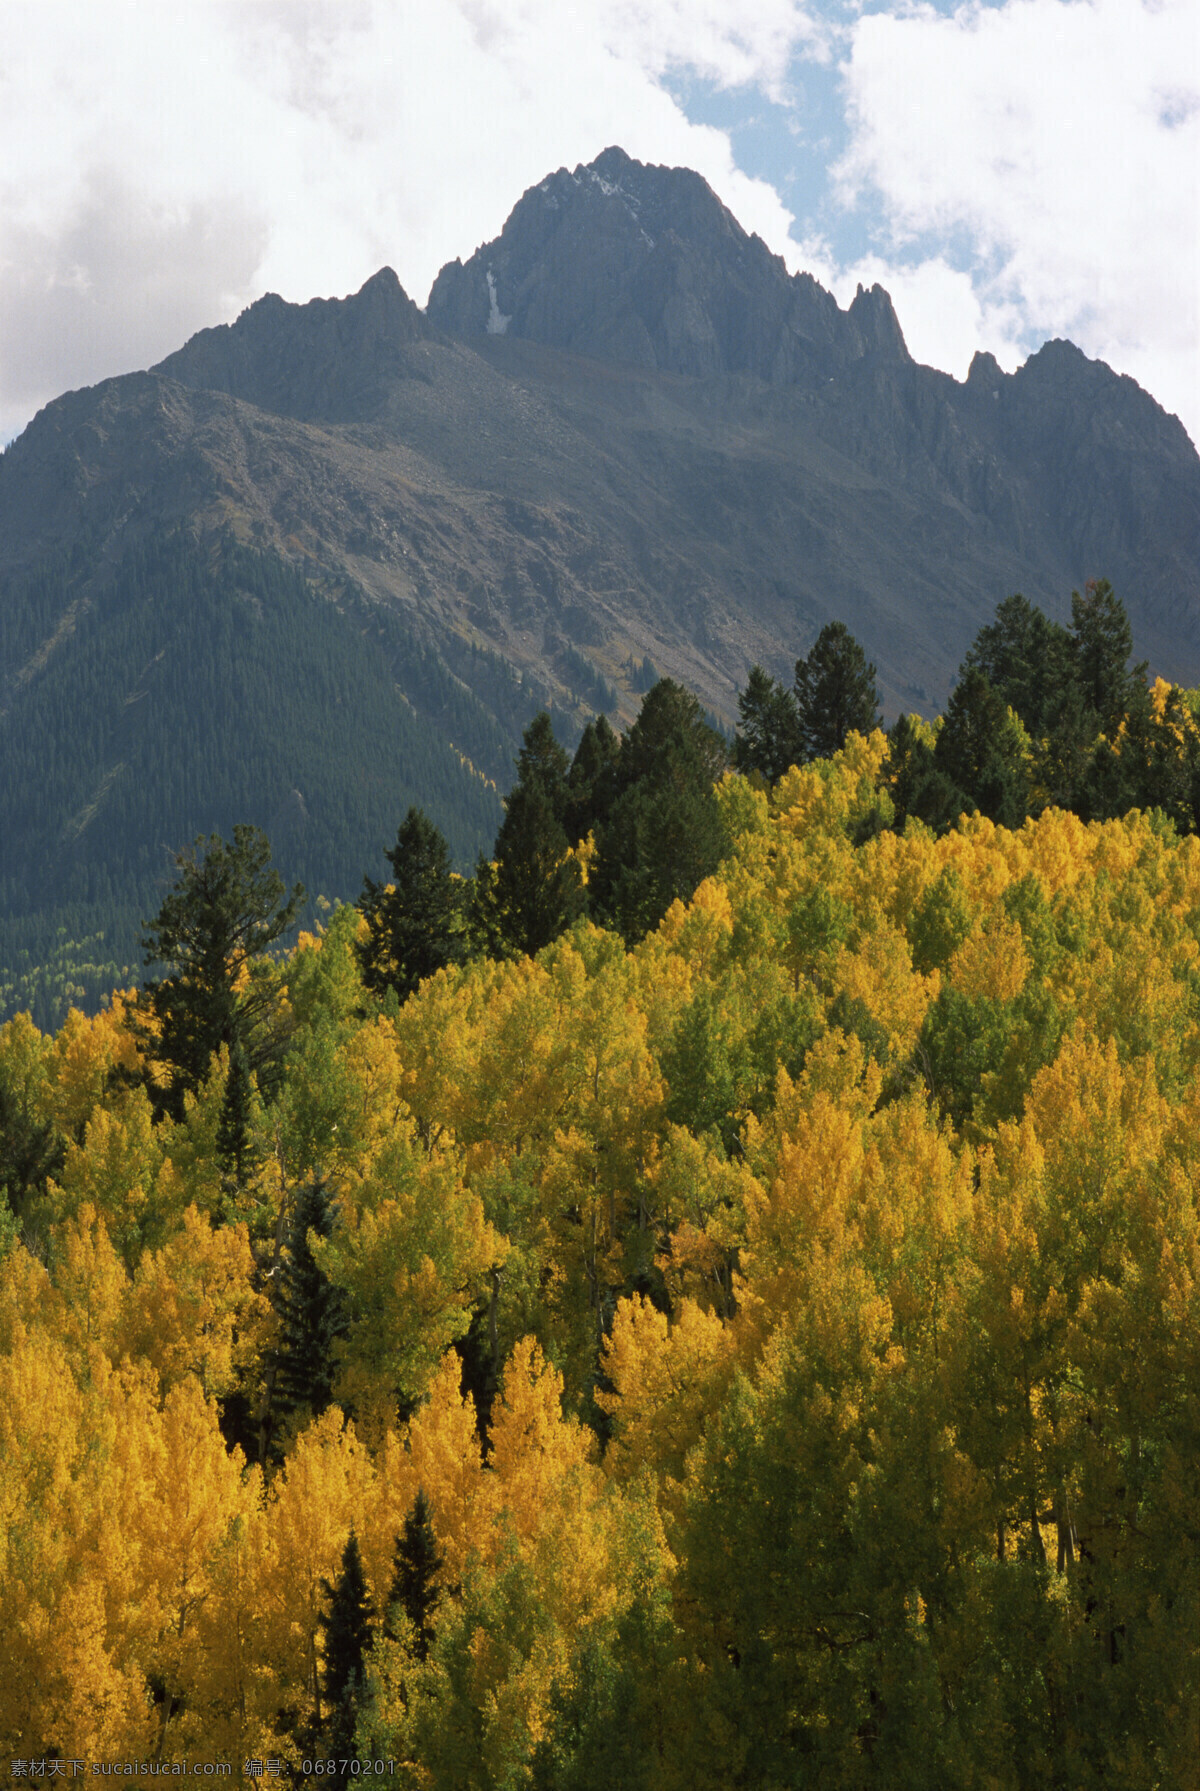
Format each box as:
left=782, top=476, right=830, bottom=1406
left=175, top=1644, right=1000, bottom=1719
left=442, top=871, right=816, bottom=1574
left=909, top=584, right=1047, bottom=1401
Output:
left=2, top=640, right=1197, bottom=1773
left=0, top=534, right=523, bottom=1028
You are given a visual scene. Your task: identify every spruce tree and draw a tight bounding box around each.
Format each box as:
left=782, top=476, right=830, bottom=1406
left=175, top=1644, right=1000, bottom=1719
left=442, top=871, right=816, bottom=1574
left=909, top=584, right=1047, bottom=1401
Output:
left=886, top=714, right=964, bottom=833
left=215, top=1040, right=257, bottom=1190
left=1069, top=579, right=1144, bottom=734
left=358, top=807, right=466, bottom=1003
left=589, top=681, right=730, bottom=943
left=794, top=623, right=881, bottom=761
left=269, top=1179, right=346, bottom=1446
left=564, top=714, right=622, bottom=845
left=962, top=593, right=1074, bottom=737
left=733, top=666, right=805, bottom=783
left=386, top=1489, right=444, bottom=1661
left=483, top=713, right=586, bottom=957
left=933, top=667, right=1029, bottom=828
left=320, top=1531, right=374, bottom=1753
left=138, top=824, right=303, bottom=1120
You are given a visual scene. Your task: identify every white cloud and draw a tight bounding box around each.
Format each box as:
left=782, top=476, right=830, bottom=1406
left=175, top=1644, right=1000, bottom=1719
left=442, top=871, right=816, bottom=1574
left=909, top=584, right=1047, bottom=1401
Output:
left=834, top=0, right=1200, bottom=441
left=0, top=0, right=817, bottom=440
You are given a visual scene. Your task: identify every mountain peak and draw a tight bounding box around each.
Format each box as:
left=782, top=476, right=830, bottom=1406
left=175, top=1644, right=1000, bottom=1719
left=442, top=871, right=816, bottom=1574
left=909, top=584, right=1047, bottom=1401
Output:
left=153, top=268, right=425, bottom=422
left=428, top=146, right=909, bottom=384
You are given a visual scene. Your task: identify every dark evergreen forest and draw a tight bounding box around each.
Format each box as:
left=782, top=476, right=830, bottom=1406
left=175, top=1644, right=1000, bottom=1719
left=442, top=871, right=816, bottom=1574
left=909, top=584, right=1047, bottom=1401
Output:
left=0, top=535, right=592, bottom=1026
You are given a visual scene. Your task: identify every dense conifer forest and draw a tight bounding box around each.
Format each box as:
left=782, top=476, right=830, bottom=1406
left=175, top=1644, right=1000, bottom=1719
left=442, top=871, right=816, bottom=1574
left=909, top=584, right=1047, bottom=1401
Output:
left=1, top=588, right=1198, bottom=1778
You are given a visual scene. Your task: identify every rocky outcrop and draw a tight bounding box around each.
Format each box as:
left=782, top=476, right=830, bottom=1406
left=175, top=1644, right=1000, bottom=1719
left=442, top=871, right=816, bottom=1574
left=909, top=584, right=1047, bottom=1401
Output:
left=153, top=266, right=426, bottom=422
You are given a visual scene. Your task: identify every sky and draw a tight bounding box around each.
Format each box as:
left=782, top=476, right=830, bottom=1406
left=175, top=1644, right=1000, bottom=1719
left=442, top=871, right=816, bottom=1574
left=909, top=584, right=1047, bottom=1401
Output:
left=1, top=0, right=1197, bottom=447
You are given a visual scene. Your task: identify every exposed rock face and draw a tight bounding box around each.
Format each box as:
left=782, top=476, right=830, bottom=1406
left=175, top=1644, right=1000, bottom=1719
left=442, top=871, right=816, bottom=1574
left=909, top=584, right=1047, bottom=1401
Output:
left=428, top=146, right=909, bottom=383
left=153, top=266, right=426, bottom=422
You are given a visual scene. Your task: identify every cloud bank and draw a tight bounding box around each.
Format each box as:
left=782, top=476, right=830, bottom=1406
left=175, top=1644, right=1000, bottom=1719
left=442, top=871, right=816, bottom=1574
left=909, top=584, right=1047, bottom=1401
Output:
left=833, top=0, right=1198, bottom=438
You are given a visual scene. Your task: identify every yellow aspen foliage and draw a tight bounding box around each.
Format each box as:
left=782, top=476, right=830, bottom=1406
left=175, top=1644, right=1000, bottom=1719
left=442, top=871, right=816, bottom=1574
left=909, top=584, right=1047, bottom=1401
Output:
left=135, top=1382, right=260, bottom=1752
left=404, top=1352, right=491, bottom=1587
left=48, top=1202, right=129, bottom=1357
left=489, top=1338, right=599, bottom=1539
left=416, top=1338, right=622, bottom=1786
left=946, top=912, right=1029, bottom=1002
left=597, top=1294, right=736, bottom=1491
left=829, top=914, right=939, bottom=1060
left=1022, top=1034, right=1167, bottom=1286
left=849, top=818, right=942, bottom=938
left=315, top=1143, right=503, bottom=1435
left=48, top=1086, right=175, bottom=1266
left=186, top=1493, right=280, bottom=1759
left=650, top=1126, right=759, bottom=1315
left=772, top=729, right=891, bottom=848
left=770, top=1026, right=883, bottom=1127
left=0, top=1241, right=54, bottom=1352
left=259, top=1406, right=376, bottom=1721
left=0, top=1010, right=53, bottom=1129
left=340, top=1014, right=416, bottom=1159
left=160, top=1048, right=239, bottom=1218
left=856, top=1090, right=974, bottom=1349
left=356, top=1423, right=421, bottom=1606
left=653, top=877, right=735, bottom=983
left=41, top=997, right=142, bottom=1140
left=0, top=1326, right=158, bottom=1756
left=120, top=1204, right=272, bottom=1401
left=50, top=1576, right=155, bottom=1758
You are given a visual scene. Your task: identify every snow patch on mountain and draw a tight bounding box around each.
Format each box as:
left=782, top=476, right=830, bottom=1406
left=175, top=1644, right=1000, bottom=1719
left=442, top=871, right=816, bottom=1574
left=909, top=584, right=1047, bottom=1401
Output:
left=485, top=269, right=510, bottom=337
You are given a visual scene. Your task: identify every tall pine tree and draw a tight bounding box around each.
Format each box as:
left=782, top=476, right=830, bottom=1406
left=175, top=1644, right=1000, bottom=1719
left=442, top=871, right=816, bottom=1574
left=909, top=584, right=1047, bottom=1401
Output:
left=1069, top=578, right=1144, bottom=735
left=479, top=713, right=586, bottom=958
left=794, top=623, right=881, bottom=761
left=386, top=1489, right=444, bottom=1661
left=267, top=1179, right=347, bottom=1453
left=933, top=666, right=1029, bottom=829
left=564, top=713, right=622, bottom=845
left=358, top=807, right=467, bottom=1003
left=320, top=1531, right=375, bottom=1754
left=733, top=666, right=805, bottom=783
left=589, top=681, right=730, bottom=944
left=215, top=1040, right=258, bottom=1191
left=137, top=824, right=303, bottom=1120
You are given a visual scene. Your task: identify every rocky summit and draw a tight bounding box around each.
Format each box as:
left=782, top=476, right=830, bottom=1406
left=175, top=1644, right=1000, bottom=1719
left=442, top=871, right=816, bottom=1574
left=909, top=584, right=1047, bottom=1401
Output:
left=427, top=145, right=909, bottom=381
left=2, top=146, right=1198, bottom=1017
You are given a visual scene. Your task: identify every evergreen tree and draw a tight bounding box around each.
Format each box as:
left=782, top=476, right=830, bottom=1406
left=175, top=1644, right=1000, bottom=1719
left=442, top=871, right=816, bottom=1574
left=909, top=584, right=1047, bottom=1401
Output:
left=962, top=593, right=1075, bottom=736
left=215, top=1040, right=257, bottom=1190
left=1076, top=680, right=1200, bottom=831
left=886, top=714, right=968, bottom=834
left=386, top=1489, right=444, bottom=1661
left=590, top=681, right=730, bottom=943
left=564, top=714, right=622, bottom=845
left=358, top=807, right=467, bottom=1003
left=138, top=824, right=303, bottom=1121
left=481, top=713, right=586, bottom=958
left=512, top=710, right=573, bottom=814
left=269, top=1179, right=347, bottom=1448
left=794, top=623, right=881, bottom=761
left=320, top=1531, right=375, bottom=1754
left=0, top=1066, right=63, bottom=1229
left=1069, top=579, right=1143, bottom=734
left=733, top=666, right=804, bottom=783
left=933, top=667, right=1029, bottom=828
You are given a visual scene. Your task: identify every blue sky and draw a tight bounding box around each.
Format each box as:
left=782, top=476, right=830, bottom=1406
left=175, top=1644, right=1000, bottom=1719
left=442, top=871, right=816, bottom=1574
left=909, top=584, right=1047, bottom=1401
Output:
left=1, top=0, right=1196, bottom=444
